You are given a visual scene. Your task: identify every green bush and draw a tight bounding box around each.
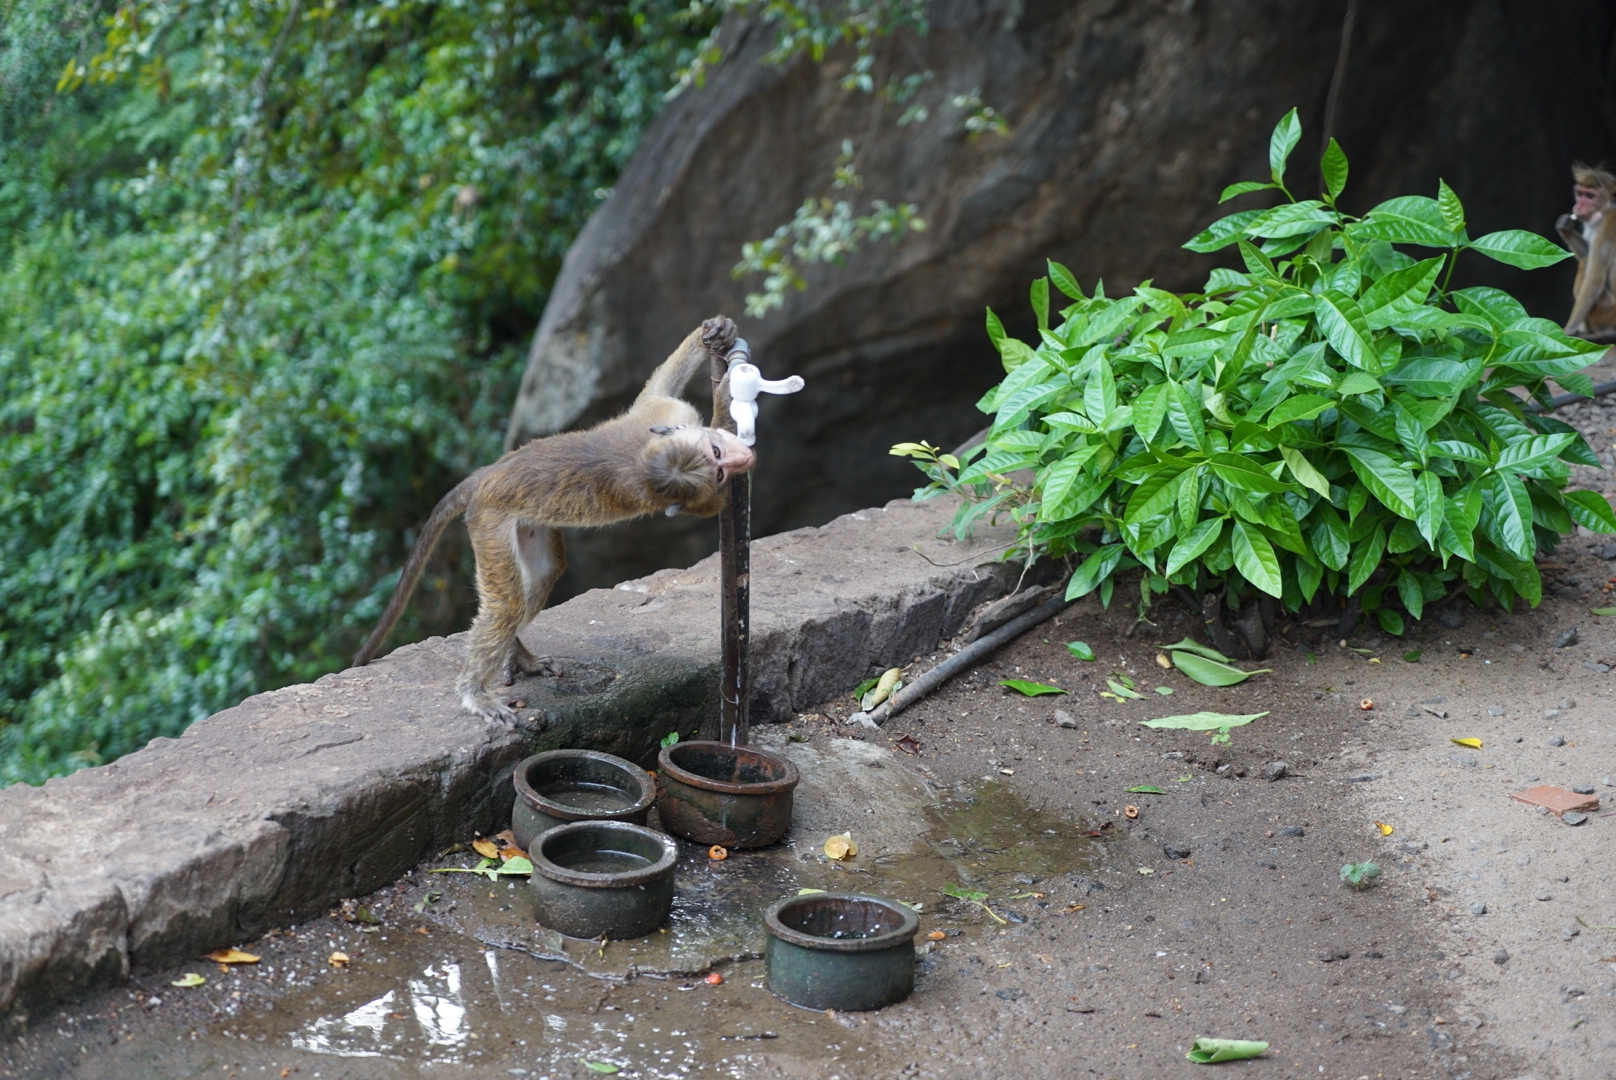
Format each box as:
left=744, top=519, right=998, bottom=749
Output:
left=896, top=110, right=1616, bottom=634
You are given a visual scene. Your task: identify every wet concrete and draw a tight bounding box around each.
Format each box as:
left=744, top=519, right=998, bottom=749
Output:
left=4, top=738, right=1112, bottom=1080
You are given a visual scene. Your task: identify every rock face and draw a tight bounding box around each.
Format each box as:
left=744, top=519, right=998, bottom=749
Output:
left=509, top=0, right=1615, bottom=597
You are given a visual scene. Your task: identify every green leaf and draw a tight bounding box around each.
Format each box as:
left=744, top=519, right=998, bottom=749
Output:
left=1106, top=678, right=1143, bottom=699
left=1167, top=382, right=1209, bottom=452
left=1266, top=393, right=1335, bottom=426
left=1133, top=382, right=1170, bottom=444
left=1354, top=195, right=1457, bottom=247
left=1187, top=1038, right=1269, bottom=1064
left=1048, top=259, right=1084, bottom=301
left=1155, top=686, right=1174, bottom=695
left=1343, top=447, right=1418, bottom=518
left=1220, top=180, right=1277, bottom=203
left=1320, top=138, right=1348, bottom=202
left=1436, top=178, right=1465, bottom=232
left=1466, top=230, right=1572, bottom=270
left=582, top=1061, right=621, bottom=1075
left=1208, top=453, right=1291, bottom=494
left=1485, top=472, right=1534, bottom=560
left=1245, top=202, right=1337, bottom=239
left=1184, top=209, right=1264, bottom=253
left=1125, top=785, right=1167, bottom=794
left=1067, top=544, right=1124, bottom=599
left=1280, top=446, right=1331, bottom=498
left=1564, top=490, right=1616, bottom=533
left=1065, top=641, right=1096, bottom=661
left=1359, top=257, right=1444, bottom=329
left=1164, top=516, right=1224, bottom=576
left=1314, top=291, right=1376, bottom=370
left=1396, top=569, right=1425, bottom=620
left=1310, top=508, right=1350, bottom=571
left=1346, top=525, right=1386, bottom=595
left=1268, top=107, right=1301, bottom=187
left=1171, top=651, right=1271, bottom=686
left=1592, top=608, right=1616, bottom=617
left=1231, top=520, right=1283, bottom=598
left=170, top=973, right=207, bottom=988
left=1494, top=433, right=1576, bottom=474
left=1030, top=276, right=1050, bottom=333
left=1404, top=649, right=1423, bottom=663
left=1139, top=711, right=1268, bottom=731
left=1000, top=679, right=1067, bottom=697
left=1157, top=638, right=1235, bottom=664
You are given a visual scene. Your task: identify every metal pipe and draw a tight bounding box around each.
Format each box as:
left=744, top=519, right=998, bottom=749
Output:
left=713, top=339, right=752, bottom=747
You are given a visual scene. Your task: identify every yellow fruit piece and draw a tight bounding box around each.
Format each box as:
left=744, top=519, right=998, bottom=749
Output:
left=1375, top=821, right=1393, bottom=835
left=1449, top=737, right=1483, bottom=750
left=824, top=832, right=859, bottom=861
left=201, top=948, right=259, bottom=965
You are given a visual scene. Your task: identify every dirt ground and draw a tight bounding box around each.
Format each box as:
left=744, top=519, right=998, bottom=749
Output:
left=7, top=371, right=1616, bottom=1080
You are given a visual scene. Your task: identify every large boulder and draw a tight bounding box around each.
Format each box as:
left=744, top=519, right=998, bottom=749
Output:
left=509, top=0, right=1614, bottom=597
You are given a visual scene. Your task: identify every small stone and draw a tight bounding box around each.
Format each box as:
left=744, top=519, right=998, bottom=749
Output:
left=1563, top=925, right=1581, bottom=940
left=1488, top=706, right=1505, bottom=716
left=1449, top=752, right=1479, bottom=768
left=1583, top=662, right=1612, bottom=674
left=1263, top=761, right=1288, bottom=782
left=1385, top=1003, right=1408, bottom=1014
left=1572, top=784, right=1596, bottom=795
left=1054, top=709, right=1079, bottom=729
left=1536, top=891, right=1553, bottom=901
left=1603, top=776, right=1616, bottom=788
left=995, top=987, right=1023, bottom=1001
left=1545, top=712, right=1562, bottom=723
left=1548, top=735, right=1568, bottom=746
left=1514, top=736, right=1524, bottom=743
left=1469, top=901, right=1487, bottom=915
left=1492, top=948, right=1509, bottom=965
left=1405, top=704, right=1422, bottom=718
left=1256, top=860, right=1277, bottom=869
left=1161, top=750, right=1185, bottom=760
left=1215, top=763, right=1232, bottom=776
left=1013, top=872, right=1038, bottom=884
left=1563, top=811, right=1590, bottom=826
left=1554, top=627, right=1580, bottom=648
left=1600, top=542, right=1616, bottom=560
left=1162, top=842, right=1192, bottom=860
left=1280, top=825, right=1305, bottom=837
left=1437, top=608, right=1465, bottom=629
left=1316, top=948, right=1350, bottom=963
left=1344, top=773, right=1383, bottom=783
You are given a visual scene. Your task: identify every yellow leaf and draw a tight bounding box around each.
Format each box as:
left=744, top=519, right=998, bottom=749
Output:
left=328, top=951, right=350, bottom=968
left=823, top=832, right=859, bottom=861
left=861, top=668, right=903, bottom=711
left=1375, top=821, right=1393, bottom=836
left=1449, top=737, right=1483, bottom=750
left=472, top=838, right=500, bottom=859
left=202, top=948, right=260, bottom=965
left=170, top=973, right=206, bottom=988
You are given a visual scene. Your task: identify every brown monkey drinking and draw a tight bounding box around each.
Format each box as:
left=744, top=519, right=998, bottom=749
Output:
left=1556, top=162, right=1616, bottom=343
left=353, top=317, right=754, bottom=723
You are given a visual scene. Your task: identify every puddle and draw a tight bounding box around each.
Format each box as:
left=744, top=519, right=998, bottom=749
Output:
left=40, top=745, right=1116, bottom=1080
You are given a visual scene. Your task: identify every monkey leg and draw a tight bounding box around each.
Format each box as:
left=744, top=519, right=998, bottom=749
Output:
left=458, top=517, right=534, bottom=724
left=499, top=524, right=568, bottom=686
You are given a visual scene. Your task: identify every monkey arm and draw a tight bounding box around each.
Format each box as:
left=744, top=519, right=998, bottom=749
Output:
left=634, top=316, right=737, bottom=406
left=1557, top=214, right=1590, bottom=260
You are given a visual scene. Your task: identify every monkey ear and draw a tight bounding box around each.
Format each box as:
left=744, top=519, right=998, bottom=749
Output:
left=649, top=424, right=676, bottom=436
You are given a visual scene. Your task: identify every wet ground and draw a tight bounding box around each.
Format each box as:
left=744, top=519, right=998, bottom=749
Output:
left=9, top=366, right=1616, bottom=1080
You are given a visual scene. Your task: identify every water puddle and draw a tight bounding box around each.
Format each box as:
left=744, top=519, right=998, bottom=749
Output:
left=219, top=766, right=1111, bottom=1078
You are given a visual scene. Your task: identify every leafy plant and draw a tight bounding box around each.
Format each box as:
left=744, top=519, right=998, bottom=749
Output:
left=1339, top=861, right=1383, bottom=889
left=894, top=109, right=1616, bottom=635
left=999, top=679, right=1066, bottom=696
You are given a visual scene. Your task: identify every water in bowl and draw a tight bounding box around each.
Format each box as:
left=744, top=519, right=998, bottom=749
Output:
left=551, top=848, right=655, bottom=875
left=538, top=781, right=637, bottom=814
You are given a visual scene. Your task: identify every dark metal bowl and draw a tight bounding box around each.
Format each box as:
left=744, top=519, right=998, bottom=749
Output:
left=655, top=741, right=799, bottom=848
left=511, top=749, right=656, bottom=851
left=528, top=820, right=679, bottom=940
left=764, top=893, right=919, bottom=1011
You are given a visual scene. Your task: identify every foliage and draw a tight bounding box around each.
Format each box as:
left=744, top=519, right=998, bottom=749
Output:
left=0, top=0, right=714, bottom=785
left=1339, top=861, right=1382, bottom=889
left=895, top=110, right=1616, bottom=635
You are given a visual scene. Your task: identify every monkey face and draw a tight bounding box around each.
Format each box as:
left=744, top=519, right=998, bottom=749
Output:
left=1574, top=185, right=1608, bottom=222
left=706, top=427, right=755, bottom=486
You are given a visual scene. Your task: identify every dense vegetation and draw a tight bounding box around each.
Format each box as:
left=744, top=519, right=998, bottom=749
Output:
left=0, top=0, right=715, bottom=785
left=898, top=112, right=1615, bottom=633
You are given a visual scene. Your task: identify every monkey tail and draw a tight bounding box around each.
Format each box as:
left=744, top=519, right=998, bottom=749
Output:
left=352, top=474, right=479, bottom=667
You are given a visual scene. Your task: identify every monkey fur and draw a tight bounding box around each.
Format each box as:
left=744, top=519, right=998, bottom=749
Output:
left=1558, top=162, right=1616, bottom=344
left=353, top=316, right=754, bottom=724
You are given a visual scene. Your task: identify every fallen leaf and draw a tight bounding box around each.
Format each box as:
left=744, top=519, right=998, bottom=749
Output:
left=1154, top=686, right=1174, bottom=695
left=1450, top=737, right=1483, bottom=750
left=894, top=735, right=922, bottom=755
left=497, top=846, right=529, bottom=862
left=1155, top=652, right=1173, bottom=669
left=1125, top=785, right=1166, bottom=794
left=170, top=973, right=206, bottom=988
left=1137, top=867, right=1154, bottom=875
left=797, top=888, right=826, bottom=896
left=1591, top=607, right=1616, bottom=616
left=328, top=951, right=350, bottom=968
left=1138, top=711, right=1267, bottom=732
left=581, top=1061, right=621, bottom=1075
left=472, top=838, right=500, bottom=859
left=492, top=829, right=520, bottom=849
left=1156, top=637, right=1233, bottom=663
left=1404, top=649, right=1423, bottom=663
left=1170, top=651, right=1271, bottom=686
left=1186, top=1037, right=1268, bottom=1063
left=861, top=668, right=903, bottom=711
left=1375, top=821, right=1394, bottom=836
left=1106, top=677, right=1143, bottom=699
left=824, top=832, right=859, bottom=861
left=1000, top=679, right=1067, bottom=697
left=1123, top=805, right=1140, bottom=819
left=708, top=845, right=729, bottom=861
left=202, top=949, right=259, bottom=965
left=1171, top=774, right=1193, bottom=782
left=1065, top=641, right=1096, bottom=661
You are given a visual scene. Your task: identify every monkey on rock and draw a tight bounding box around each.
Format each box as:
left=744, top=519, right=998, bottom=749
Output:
left=353, top=316, right=755, bottom=724
left=1556, top=162, right=1616, bottom=344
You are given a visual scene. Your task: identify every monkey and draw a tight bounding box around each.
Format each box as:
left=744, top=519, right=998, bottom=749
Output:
left=1556, top=162, right=1616, bottom=343
left=353, top=316, right=754, bottom=724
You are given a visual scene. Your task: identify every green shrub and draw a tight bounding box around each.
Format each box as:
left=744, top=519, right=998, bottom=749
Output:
left=896, top=110, right=1616, bottom=633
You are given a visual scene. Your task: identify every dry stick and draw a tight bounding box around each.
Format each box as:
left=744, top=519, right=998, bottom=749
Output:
left=850, top=594, right=1071, bottom=728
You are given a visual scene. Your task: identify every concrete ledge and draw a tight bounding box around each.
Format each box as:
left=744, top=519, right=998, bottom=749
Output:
left=0, top=496, right=1021, bottom=1022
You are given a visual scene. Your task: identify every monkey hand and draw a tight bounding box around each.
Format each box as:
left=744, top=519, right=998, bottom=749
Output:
left=700, top=315, right=737, bottom=356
